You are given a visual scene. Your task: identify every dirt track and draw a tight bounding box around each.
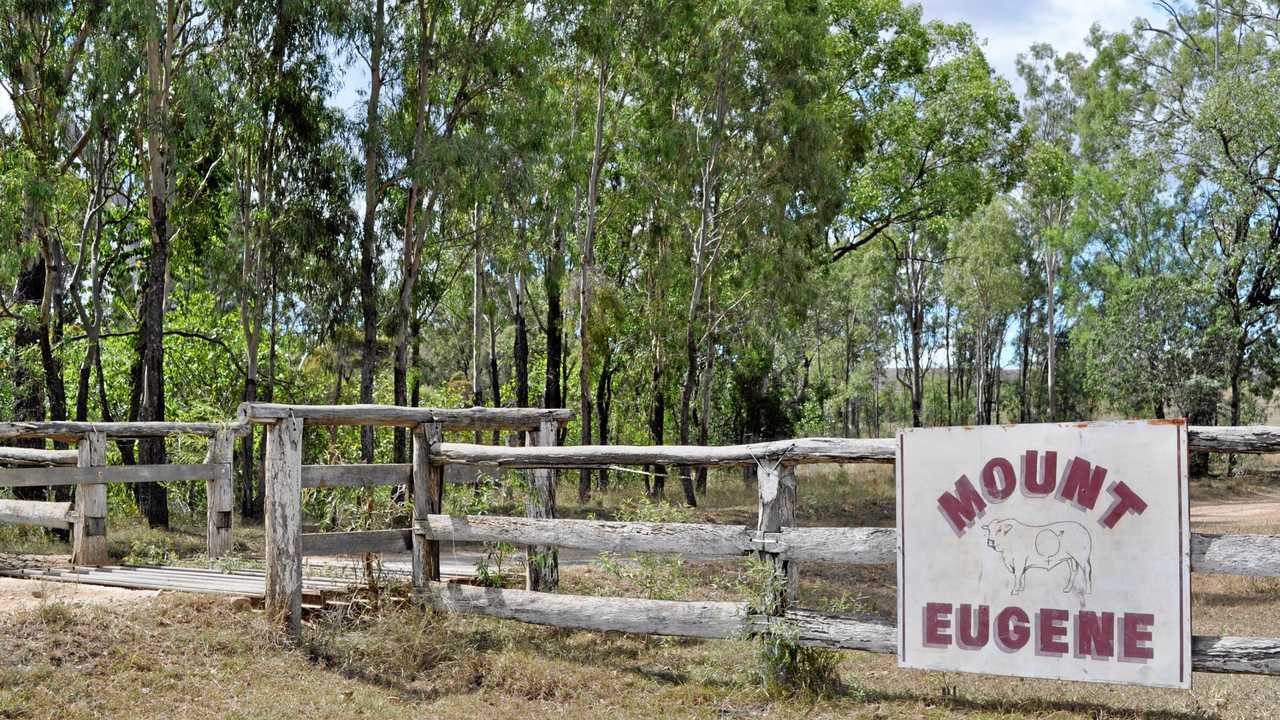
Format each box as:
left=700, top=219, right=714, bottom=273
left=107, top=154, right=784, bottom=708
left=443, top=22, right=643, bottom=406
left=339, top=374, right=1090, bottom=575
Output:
left=0, top=576, right=159, bottom=614
left=1191, top=497, right=1280, bottom=525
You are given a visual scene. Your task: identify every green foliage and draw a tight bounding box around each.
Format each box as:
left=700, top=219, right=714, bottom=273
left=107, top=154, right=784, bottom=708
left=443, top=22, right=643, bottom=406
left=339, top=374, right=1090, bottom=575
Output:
left=596, top=551, right=693, bottom=601
left=753, top=620, right=843, bottom=700
left=123, top=538, right=174, bottom=566
left=613, top=496, right=694, bottom=524
left=3, top=0, right=1278, bottom=538
left=740, top=557, right=843, bottom=698
left=473, top=542, right=521, bottom=589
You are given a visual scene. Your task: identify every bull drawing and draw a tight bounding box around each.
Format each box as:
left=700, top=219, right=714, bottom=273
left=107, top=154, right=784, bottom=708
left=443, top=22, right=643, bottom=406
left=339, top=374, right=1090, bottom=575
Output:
left=980, top=518, right=1093, bottom=595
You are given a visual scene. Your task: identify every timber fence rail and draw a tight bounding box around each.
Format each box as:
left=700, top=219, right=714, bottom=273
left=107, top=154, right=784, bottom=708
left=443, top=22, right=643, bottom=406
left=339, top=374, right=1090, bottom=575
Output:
left=239, top=402, right=573, bottom=637
left=0, top=422, right=242, bottom=563
left=6, top=410, right=1280, bottom=677
left=245, top=410, right=1280, bottom=677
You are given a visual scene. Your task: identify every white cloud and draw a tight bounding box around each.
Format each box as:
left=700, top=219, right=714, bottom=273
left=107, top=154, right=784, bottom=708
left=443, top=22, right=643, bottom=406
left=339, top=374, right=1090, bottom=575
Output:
left=916, top=0, right=1158, bottom=92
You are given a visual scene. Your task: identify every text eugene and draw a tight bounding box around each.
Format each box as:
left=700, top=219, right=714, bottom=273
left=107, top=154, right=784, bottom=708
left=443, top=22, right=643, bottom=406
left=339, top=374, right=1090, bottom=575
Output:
left=925, top=450, right=1156, bottom=663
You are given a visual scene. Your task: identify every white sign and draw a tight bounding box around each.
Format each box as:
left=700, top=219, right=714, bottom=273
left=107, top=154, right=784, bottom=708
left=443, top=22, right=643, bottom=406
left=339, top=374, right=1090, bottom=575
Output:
left=896, top=420, right=1190, bottom=688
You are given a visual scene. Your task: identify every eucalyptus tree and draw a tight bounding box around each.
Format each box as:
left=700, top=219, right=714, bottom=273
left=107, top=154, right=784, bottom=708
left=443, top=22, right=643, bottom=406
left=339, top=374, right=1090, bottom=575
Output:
left=0, top=0, right=104, bottom=444
left=944, top=199, right=1024, bottom=424
left=826, top=6, right=1017, bottom=261
left=1017, top=43, right=1089, bottom=420
left=386, top=0, right=550, bottom=463
left=622, top=0, right=838, bottom=505
left=569, top=0, right=624, bottom=501
left=115, top=0, right=217, bottom=525
left=211, top=0, right=353, bottom=514
left=1061, top=1, right=1280, bottom=453
left=830, top=14, right=1018, bottom=427
left=64, top=12, right=141, bottom=431
left=352, top=0, right=395, bottom=463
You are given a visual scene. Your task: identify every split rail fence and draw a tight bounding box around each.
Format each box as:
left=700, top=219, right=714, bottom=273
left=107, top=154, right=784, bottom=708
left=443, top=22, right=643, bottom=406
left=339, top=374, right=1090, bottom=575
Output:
left=0, top=421, right=241, bottom=563
left=4, top=410, right=1280, bottom=677
left=240, top=407, right=1280, bottom=676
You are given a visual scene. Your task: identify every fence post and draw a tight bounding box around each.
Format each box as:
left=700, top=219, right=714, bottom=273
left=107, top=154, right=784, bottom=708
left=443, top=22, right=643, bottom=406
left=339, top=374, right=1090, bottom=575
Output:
left=412, top=421, right=444, bottom=591
left=72, top=431, right=107, bottom=566
left=205, top=429, right=234, bottom=559
left=755, top=461, right=796, bottom=615
left=526, top=418, right=559, bottom=591
left=264, top=416, right=303, bottom=640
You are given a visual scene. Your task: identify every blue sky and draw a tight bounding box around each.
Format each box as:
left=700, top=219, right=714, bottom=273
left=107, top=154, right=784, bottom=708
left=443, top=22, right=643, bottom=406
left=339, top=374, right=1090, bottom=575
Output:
left=917, top=0, right=1157, bottom=89
left=0, top=2, right=1162, bottom=130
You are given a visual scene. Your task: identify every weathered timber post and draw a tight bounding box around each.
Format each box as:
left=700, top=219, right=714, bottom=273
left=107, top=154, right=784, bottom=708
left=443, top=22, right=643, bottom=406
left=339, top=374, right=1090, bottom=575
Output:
left=264, top=416, right=303, bottom=640
left=205, top=429, right=235, bottom=559
left=72, top=431, right=108, bottom=565
left=412, top=421, right=444, bottom=591
left=755, top=461, right=796, bottom=615
left=526, top=418, right=559, bottom=591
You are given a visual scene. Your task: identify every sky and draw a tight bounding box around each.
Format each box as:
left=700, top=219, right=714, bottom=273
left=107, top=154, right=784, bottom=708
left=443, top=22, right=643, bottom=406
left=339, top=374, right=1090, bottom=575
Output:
left=916, top=0, right=1158, bottom=89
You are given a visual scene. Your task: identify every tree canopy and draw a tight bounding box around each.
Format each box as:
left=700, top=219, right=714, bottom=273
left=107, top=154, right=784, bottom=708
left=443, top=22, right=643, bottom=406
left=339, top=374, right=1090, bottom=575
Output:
left=2, top=0, right=1277, bottom=519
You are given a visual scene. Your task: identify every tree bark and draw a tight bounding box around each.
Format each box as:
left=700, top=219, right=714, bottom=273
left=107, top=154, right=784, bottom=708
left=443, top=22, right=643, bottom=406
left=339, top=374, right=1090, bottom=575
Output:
left=135, top=10, right=181, bottom=528
left=1019, top=299, right=1031, bottom=423
left=944, top=300, right=953, bottom=425
left=595, top=348, right=613, bottom=491
left=394, top=0, right=442, bottom=466
left=649, top=362, right=666, bottom=500
left=695, top=330, right=715, bottom=494
left=677, top=61, right=730, bottom=509
left=578, top=56, right=608, bottom=504
left=510, top=272, right=529, bottom=410
left=488, top=301, right=502, bottom=446
left=10, top=263, right=47, bottom=503
left=1228, top=329, right=1245, bottom=475
left=359, top=0, right=386, bottom=464
left=472, top=210, right=484, bottom=413
left=544, top=220, right=565, bottom=414
left=1045, top=245, right=1057, bottom=421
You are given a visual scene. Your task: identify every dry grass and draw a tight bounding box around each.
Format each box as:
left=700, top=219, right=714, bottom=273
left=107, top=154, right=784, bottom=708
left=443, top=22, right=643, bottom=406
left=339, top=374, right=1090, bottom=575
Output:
left=3, top=463, right=1280, bottom=718
left=1, top=588, right=1278, bottom=720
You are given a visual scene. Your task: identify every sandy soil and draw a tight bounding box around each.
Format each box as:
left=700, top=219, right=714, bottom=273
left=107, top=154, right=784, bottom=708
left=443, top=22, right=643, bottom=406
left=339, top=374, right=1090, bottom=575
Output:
left=0, top=576, right=159, bottom=614
left=1190, top=494, right=1280, bottom=524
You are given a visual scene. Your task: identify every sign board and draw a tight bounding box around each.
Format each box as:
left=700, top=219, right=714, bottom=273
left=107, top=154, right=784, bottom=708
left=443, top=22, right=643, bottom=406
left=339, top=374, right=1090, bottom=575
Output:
left=896, top=420, right=1190, bottom=688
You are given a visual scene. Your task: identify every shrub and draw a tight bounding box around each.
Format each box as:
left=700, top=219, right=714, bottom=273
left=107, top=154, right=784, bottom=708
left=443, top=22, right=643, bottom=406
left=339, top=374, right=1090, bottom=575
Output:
left=744, top=557, right=842, bottom=699
left=123, top=538, right=173, bottom=565
left=753, top=621, right=843, bottom=700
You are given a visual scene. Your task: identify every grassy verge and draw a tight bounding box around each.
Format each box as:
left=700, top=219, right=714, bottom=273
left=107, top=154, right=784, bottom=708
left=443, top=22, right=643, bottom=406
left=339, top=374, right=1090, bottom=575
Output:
left=3, top=464, right=1280, bottom=717
left=2, top=589, right=1279, bottom=720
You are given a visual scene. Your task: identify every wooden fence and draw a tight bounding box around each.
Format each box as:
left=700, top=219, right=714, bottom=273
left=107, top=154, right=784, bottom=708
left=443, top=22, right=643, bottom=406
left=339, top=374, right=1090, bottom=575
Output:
left=237, top=407, right=1280, bottom=676
left=0, top=422, right=241, bottom=563
left=237, top=402, right=573, bottom=635
left=5, top=410, right=1280, bottom=676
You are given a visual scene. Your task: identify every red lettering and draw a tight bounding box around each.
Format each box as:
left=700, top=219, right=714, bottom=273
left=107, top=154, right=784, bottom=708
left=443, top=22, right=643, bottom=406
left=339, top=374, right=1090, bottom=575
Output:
left=981, top=457, right=1016, bottom=501
left=1022, top=450, right=1057, bottom=495
left=1100, top=481, right=1149, bottom=529
left=1037, top=608, right=1069, bottom=654
left=1058, top=457, right=1108, bottom=510
left=924, top=602, right=952, bottom=646
left=1076, top=611, right=1114, bottom=658
left=995, top=607, right=1030, bottom=651
left=1121, top=613, right=1155, bottom=660
left=938, top=475, right=987, bottom=534
left=957, top=604, right=989, bottom=649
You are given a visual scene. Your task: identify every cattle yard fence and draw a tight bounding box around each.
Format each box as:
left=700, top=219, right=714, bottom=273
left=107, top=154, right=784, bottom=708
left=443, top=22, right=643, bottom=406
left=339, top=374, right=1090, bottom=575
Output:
left=3, top=409, right=1280, bottom=676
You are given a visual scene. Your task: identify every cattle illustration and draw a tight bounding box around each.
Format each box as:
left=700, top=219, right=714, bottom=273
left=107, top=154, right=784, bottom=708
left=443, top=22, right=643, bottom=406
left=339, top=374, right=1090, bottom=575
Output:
left=980, top=518, right=1093, bottom=595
